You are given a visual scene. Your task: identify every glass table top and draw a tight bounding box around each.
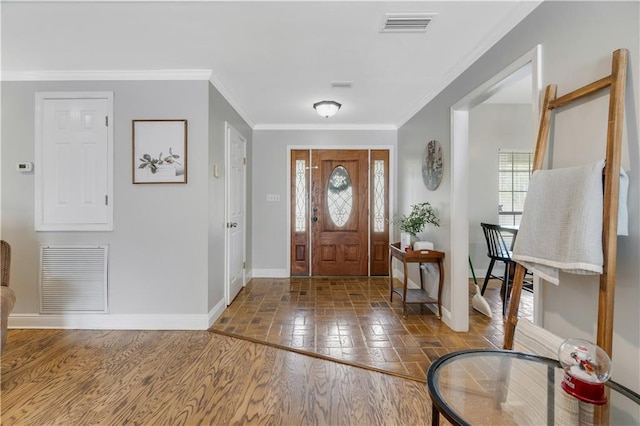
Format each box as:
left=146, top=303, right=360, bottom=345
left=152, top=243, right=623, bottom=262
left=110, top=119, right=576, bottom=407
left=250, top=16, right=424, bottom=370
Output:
left=427, top=350, right=640, bottom=426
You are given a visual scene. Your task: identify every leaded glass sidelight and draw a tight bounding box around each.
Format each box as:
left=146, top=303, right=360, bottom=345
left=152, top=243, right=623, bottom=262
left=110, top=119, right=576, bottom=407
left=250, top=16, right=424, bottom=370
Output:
left=373, top=160, right=385, bottom=232
left=327, top=165, right=352, bottom=227
left=295, top=159, right=307, bottom=232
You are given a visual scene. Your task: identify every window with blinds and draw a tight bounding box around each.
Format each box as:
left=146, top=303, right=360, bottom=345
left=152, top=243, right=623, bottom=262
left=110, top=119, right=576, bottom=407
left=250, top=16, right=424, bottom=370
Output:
left=498, top=150, right=533, bottom=227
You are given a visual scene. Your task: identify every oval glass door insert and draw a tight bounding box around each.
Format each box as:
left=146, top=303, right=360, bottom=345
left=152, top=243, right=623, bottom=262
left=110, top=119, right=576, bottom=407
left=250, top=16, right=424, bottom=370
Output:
left=327, top=165, right=353, bottom=227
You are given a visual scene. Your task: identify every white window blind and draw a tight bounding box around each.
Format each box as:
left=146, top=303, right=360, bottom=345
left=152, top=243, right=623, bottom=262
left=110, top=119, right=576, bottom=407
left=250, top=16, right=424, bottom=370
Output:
left=498, top=150, right=533, bottom=227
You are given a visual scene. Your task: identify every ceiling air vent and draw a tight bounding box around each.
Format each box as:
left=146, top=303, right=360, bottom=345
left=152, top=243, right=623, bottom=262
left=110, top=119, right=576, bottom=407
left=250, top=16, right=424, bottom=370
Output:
left=331, top=81, right=354, bottom=88
left=380, top=13, right=436, bottom=33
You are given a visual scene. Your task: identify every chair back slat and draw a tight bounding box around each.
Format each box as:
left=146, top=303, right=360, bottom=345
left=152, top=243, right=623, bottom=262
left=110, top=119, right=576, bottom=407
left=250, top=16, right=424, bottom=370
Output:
left=481, top=223, right=514, bottom=261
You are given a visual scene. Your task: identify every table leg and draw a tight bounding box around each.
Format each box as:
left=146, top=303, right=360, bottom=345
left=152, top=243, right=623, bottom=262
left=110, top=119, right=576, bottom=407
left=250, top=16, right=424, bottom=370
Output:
left=389, top=250, right=394, bottom=301
left=403, top=260, right=409, bottom=318
left=437, top=259, right=444, bottom=319
left=431, top=403, right=439, bottom=426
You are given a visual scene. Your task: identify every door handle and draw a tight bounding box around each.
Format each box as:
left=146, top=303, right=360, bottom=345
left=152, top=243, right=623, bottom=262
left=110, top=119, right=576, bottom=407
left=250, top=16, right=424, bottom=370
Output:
left=227, top=222, right=238, bottom=228
left=311, top=217, right=318, bottom=223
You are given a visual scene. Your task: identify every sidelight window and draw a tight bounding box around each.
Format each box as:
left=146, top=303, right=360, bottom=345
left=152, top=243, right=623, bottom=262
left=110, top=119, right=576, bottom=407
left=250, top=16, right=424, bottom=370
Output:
left=373, top=159, right=385, bottom=232
left=295, top=159, right=307, bottom=232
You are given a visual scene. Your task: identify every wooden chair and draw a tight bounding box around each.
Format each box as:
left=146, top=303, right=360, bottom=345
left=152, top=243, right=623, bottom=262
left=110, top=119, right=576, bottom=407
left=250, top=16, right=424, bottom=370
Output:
left=480, top=223, right=532, bottom=316
left=480, top=223, right=516, bottom=316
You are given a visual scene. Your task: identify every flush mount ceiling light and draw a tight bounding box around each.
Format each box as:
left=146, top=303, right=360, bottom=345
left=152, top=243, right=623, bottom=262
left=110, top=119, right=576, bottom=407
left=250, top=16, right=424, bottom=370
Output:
left=313, top=100, right=342, bottom=118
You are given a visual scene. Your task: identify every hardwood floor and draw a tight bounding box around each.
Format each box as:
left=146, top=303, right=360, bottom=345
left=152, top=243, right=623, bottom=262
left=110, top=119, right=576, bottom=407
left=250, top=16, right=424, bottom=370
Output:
left=1, top=329, right=431, bottom=425
left=1, top=278, right=532, bottom=425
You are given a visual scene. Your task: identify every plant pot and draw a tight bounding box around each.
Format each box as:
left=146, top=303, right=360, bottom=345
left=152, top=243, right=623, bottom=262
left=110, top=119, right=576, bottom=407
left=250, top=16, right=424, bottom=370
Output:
left=400, top=232, right=414, bottom=251
left=147, top=164, right=177, bottom=177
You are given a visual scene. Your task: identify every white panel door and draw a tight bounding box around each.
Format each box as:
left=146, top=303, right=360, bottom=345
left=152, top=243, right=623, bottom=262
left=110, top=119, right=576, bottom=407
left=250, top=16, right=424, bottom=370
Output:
left=225, top=123, right=246, bottom=305
left=39, top=96, right=111, bottom=229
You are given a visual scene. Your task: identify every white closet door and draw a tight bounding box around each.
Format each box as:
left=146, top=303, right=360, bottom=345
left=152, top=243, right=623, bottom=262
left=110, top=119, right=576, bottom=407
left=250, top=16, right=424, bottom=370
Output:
left=225, top=123, right=246, bottom=305
left=36, top=93, right=113, bottom=231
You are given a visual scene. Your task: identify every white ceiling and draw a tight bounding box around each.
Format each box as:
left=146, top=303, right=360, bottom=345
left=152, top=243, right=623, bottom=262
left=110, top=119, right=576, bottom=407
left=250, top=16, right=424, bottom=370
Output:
left=1, top=1, right=541, bottom=128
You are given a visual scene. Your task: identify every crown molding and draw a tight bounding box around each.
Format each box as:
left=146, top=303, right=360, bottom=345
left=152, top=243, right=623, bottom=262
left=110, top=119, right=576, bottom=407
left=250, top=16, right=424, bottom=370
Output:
left=207, top=73, right=255, bottom=129
left=1, top=69, right=213, bottom=81
left=395, top=0, right=542, bottom=128
left=1, top=0, right=393, bottom=2
left=1, top=68, right=257, bottom=128
left=253, top=123, right=397, bottom=131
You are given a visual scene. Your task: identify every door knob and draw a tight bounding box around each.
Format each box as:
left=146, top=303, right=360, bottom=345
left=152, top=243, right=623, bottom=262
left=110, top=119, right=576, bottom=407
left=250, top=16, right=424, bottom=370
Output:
left=228, top=222, right=238, bottom=228
left=311, top=217, right=318, bottom=223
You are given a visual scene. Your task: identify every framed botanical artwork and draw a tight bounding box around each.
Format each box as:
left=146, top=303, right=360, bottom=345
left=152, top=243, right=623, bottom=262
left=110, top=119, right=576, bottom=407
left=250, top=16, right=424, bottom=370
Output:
left=132, top=119, right=188, bottom=184
left=422, top=139, right=443, bottom=191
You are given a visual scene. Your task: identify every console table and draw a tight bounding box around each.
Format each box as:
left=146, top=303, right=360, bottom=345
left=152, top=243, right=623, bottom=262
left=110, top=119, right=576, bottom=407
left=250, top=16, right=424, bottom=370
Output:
left=388, top=242, right=444, bottom=318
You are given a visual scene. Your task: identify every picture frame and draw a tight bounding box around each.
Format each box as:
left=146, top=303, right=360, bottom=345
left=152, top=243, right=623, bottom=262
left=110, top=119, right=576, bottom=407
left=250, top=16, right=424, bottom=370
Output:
left=132, top=119, right=188, bottom=184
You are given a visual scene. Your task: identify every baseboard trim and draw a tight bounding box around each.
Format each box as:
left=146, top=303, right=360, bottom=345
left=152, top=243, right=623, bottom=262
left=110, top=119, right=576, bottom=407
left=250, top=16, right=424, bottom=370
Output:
left=391, top=266, right=421, bottom=290
left=8, top=313, right=210, bottom=330
left=393, top=265, right=453, bottom=326
left=472, top=268, right=488, bottom=279
left=439, top=305, right=454, bottom=329
left=251, top=269, right=289, bottom=278
left=208, top=298, right=227, bottom=328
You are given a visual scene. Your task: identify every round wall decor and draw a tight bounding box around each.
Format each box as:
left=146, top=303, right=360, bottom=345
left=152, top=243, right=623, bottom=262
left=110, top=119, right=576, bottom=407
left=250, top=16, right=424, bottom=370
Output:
left=422, top=140, right=443, bottom=191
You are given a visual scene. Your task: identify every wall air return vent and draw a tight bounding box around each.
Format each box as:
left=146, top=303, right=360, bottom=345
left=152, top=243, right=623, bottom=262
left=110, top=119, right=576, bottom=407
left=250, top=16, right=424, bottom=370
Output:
left=40, top=245, right=108, bottom=313
left=380, top=13, right=436, bottom=33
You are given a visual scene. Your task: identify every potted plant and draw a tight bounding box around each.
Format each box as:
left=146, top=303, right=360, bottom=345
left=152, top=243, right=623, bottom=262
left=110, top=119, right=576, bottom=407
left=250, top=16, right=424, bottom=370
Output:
left=395, top=202, right=440, bottom=250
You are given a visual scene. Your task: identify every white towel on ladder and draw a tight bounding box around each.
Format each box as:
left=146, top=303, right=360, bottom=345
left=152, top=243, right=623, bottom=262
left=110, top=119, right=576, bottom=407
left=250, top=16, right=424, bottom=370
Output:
left=513, top=160, right=629, bottom=285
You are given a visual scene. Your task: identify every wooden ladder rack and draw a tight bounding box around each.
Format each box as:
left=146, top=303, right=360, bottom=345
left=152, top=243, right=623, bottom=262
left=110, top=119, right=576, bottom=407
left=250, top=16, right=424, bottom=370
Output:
left=504, top=48, right=628, bottom=358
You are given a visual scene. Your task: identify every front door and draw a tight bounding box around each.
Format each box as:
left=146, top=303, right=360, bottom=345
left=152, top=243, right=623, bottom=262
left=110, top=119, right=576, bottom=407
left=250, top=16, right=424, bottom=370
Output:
left=312, top=150, right=369, bottom=276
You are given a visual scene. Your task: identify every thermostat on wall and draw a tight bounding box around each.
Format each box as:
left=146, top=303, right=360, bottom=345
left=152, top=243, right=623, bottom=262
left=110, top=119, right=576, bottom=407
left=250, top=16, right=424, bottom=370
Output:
left=17, top=162, right=33, bottom=173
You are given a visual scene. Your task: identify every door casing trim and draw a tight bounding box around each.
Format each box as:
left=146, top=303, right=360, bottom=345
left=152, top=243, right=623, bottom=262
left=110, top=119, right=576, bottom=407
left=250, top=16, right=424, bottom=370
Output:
left=450, top=45, right=542, bottom=331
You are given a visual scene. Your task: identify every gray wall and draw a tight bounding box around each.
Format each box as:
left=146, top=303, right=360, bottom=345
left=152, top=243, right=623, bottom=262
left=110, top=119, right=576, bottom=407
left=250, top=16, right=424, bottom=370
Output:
left=468, top=103, right=534, bottom=274
left=2, top=80, right=210, bottom=316
left=398, top=1, right=639, bottom=389
left=207, top=83, right=252, bottom=311
left=397, top=101, right=452, bottom=309
left=251, top=129, right=396, bottom=273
